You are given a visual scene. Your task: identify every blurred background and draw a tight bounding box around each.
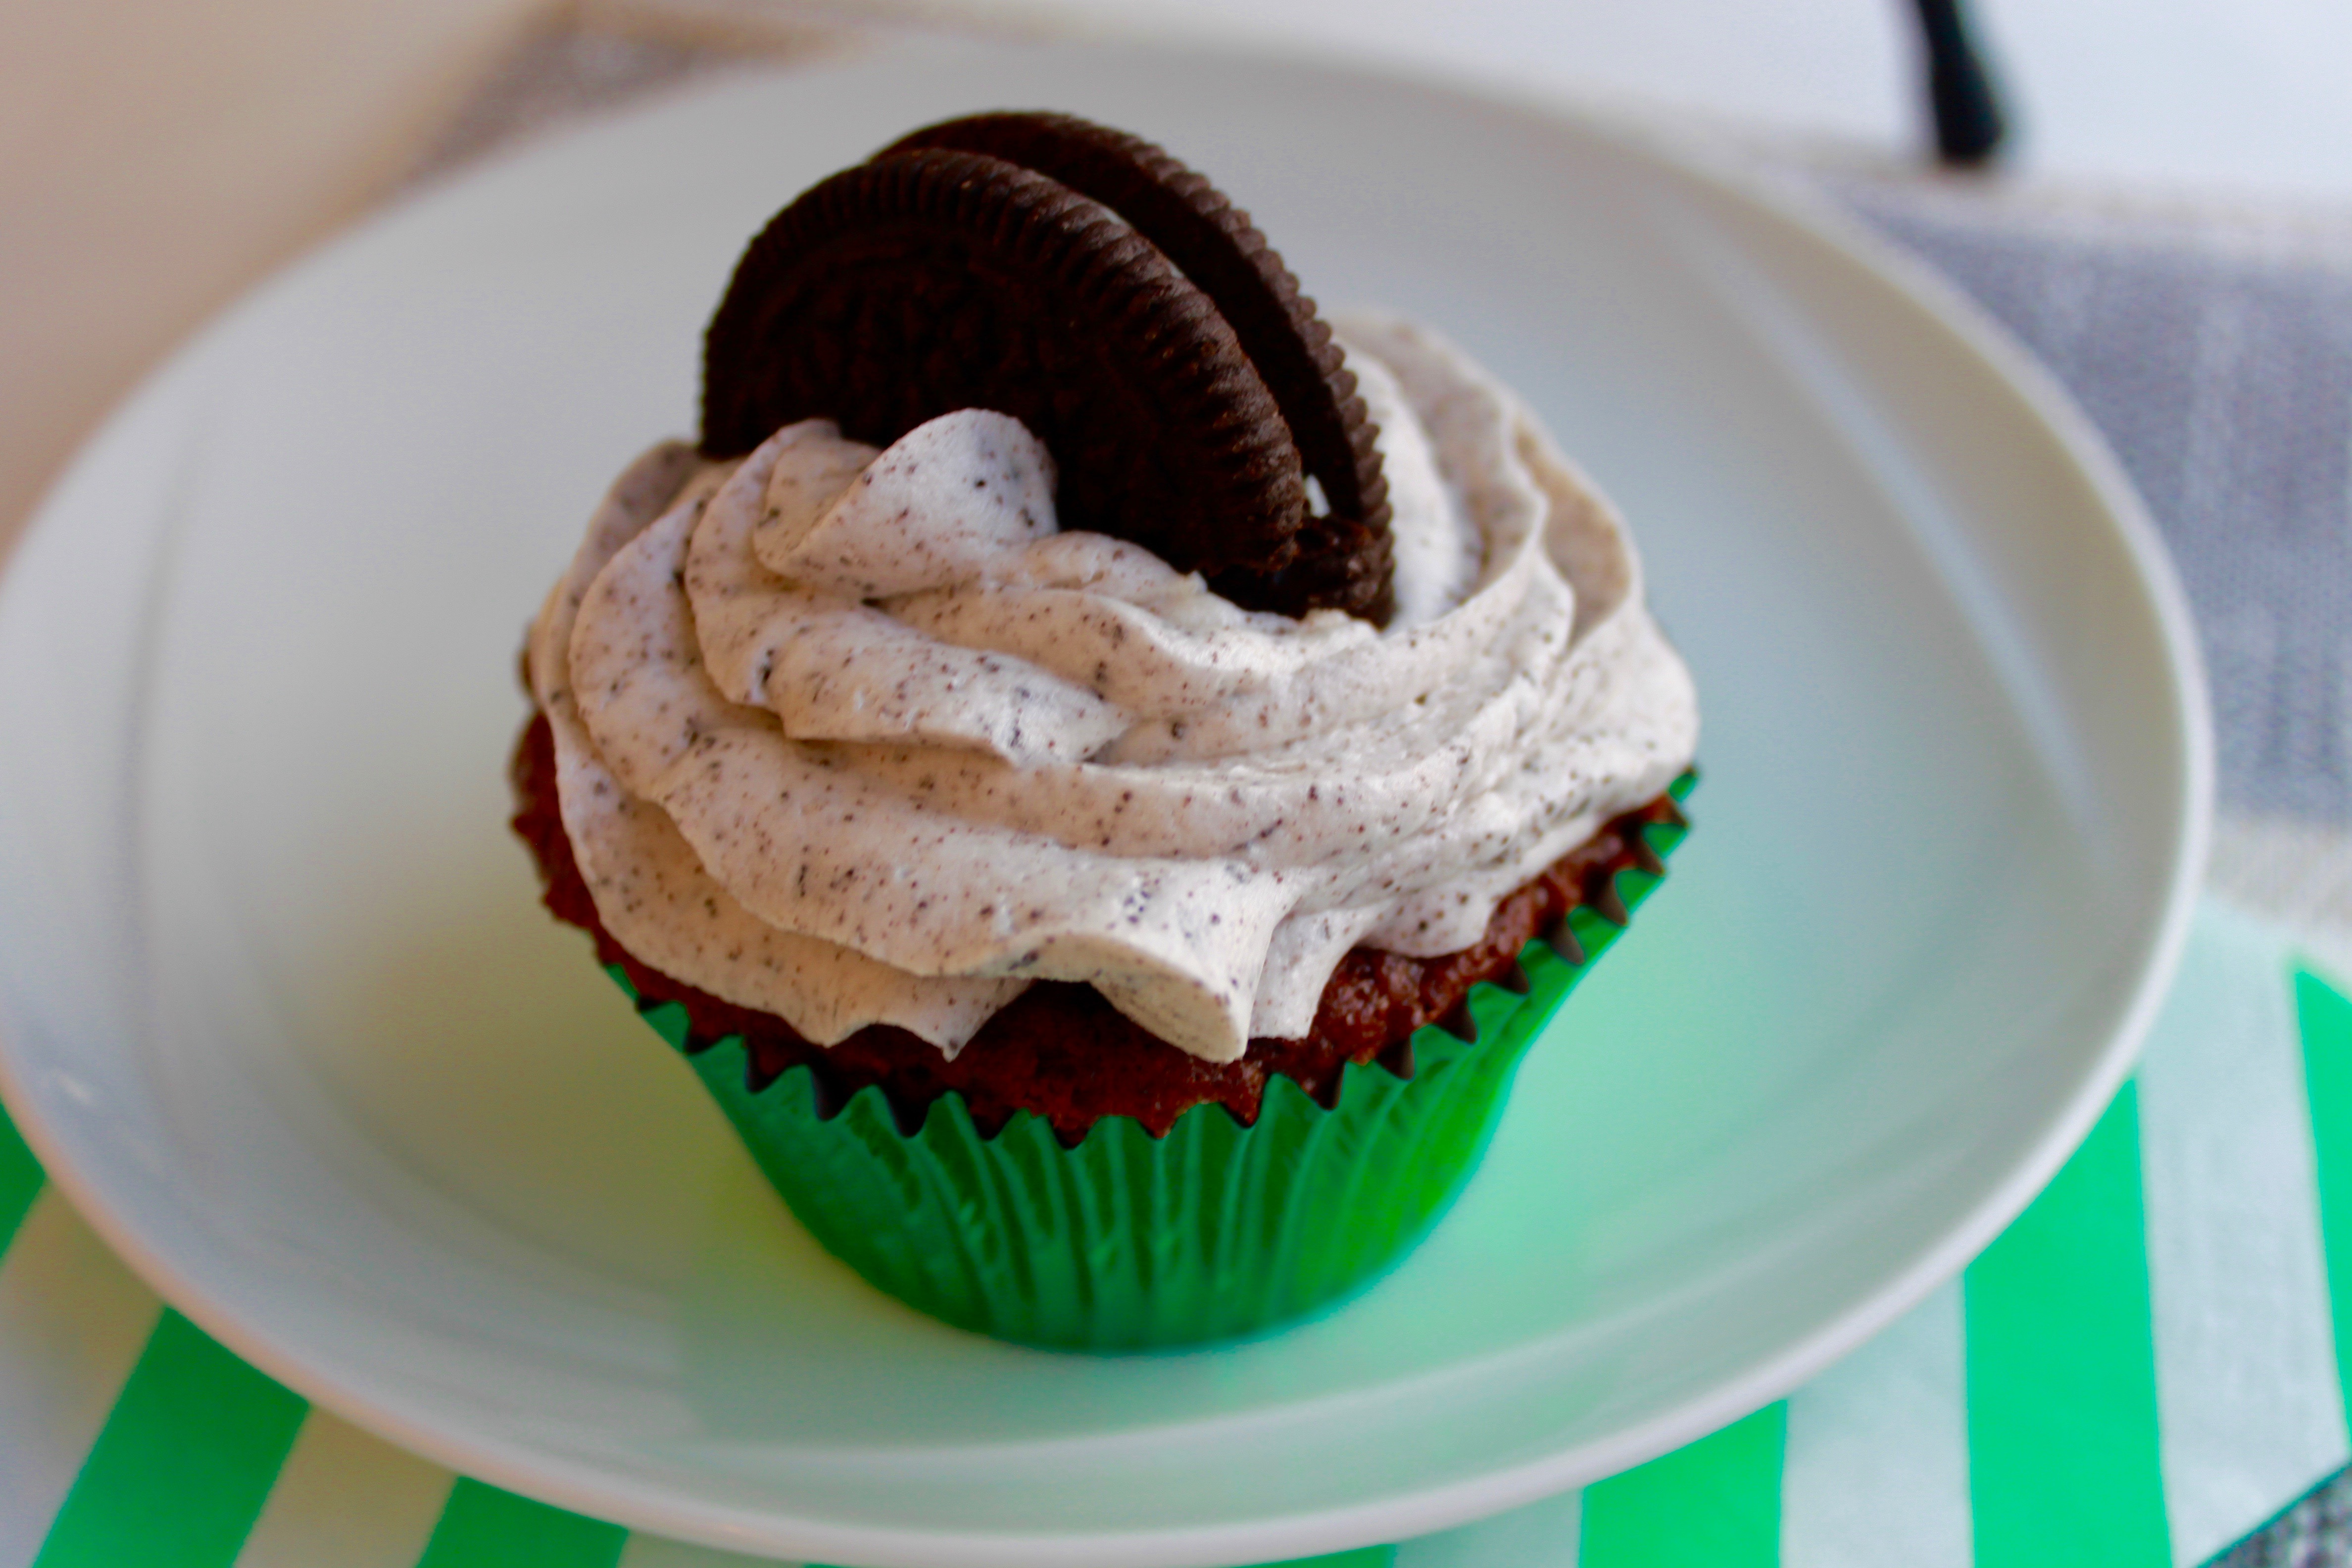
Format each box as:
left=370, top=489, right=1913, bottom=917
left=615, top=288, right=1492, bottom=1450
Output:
left=6, top=0, right=2352, bottom=564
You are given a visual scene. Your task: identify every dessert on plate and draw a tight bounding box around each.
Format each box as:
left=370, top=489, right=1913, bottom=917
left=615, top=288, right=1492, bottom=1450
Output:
left=510, top=111, right=1698, bottom=1350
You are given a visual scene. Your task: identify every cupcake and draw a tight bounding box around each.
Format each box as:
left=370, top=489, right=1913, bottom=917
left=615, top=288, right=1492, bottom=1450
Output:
left=511, top=113, right=1698, bottom=1350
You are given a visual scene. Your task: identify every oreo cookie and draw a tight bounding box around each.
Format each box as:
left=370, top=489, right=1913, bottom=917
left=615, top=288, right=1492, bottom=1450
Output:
left=701, top=113, right=1393, bottom=621
left=884, top=113, right=1392, bottom=620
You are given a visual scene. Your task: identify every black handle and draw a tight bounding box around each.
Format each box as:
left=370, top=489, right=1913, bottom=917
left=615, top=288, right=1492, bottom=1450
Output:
left=1912, top=0, right=2008, bottom=165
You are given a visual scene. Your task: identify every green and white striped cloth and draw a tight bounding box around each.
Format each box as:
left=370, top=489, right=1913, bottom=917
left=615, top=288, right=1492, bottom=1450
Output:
left=0, top=899, right=2345, bottom=1568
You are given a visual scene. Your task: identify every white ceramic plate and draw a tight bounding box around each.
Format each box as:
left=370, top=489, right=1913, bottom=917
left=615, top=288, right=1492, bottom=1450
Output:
left=0, top=36, right=2207, bottom=1568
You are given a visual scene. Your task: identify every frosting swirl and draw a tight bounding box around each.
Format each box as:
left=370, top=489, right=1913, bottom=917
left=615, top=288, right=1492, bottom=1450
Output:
left=527, top=314, right=1698, bottom=1062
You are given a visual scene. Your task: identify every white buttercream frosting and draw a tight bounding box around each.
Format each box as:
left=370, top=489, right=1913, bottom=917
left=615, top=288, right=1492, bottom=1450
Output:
left=528, top=313, right=1697, bottom=1063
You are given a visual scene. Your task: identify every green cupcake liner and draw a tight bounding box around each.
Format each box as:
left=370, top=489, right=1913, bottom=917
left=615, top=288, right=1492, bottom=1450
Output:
left=616, top=776, right=1692, bottom=1351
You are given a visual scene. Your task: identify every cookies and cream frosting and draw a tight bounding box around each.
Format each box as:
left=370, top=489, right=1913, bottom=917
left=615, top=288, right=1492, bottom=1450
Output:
left=527, top=314, right=1698, bottom=1063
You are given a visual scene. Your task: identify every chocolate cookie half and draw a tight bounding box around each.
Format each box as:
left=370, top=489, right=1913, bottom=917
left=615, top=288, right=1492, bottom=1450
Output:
left=884, top=112, right=1394, bottom=622
left=701, top=112, right=1393, bottom=621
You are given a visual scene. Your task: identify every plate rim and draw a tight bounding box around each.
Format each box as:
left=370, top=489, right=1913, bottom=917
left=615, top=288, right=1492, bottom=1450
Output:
left=0, top=36, right=2212, bottom=1567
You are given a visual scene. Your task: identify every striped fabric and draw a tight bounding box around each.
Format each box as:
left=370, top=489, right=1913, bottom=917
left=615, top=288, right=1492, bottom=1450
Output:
left=0, top=900, right=2341, bottom=1567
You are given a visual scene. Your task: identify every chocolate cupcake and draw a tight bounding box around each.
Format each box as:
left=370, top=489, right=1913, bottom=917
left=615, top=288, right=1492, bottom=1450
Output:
left=512, top=115, right=1699, bottom=1349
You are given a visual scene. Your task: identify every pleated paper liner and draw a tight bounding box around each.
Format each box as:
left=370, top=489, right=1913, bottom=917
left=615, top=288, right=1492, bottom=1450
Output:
left=616, top=774, right=1693, bottom=1351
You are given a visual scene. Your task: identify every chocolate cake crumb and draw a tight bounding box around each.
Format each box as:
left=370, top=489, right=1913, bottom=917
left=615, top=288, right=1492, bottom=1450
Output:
left=511, top=711, right=1678, bottom=1142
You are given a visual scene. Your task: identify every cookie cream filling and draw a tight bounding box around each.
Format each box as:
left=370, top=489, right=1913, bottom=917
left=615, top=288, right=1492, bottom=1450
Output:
left=528, top=313, right=1697, bottom=1063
